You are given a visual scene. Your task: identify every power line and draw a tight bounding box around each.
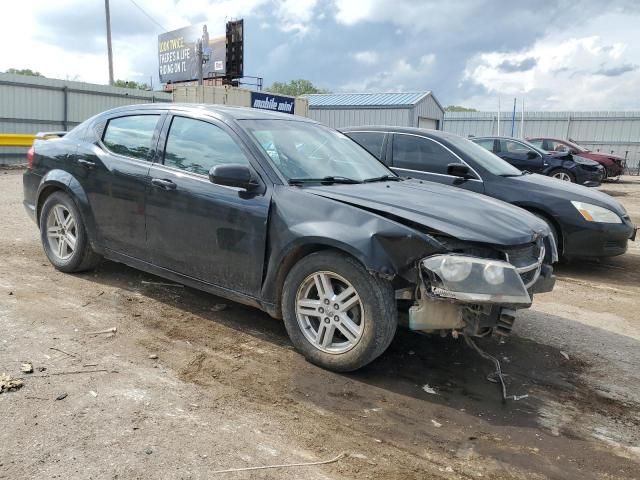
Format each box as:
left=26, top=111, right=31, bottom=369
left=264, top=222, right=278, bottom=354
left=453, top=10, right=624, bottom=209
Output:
left=127, top=0, right=167, bottom=31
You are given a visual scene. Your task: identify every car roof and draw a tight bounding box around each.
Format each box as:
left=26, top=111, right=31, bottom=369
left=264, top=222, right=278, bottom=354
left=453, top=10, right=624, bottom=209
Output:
left=340, top=125, right=467, bottom=141
left=526, top=137, right=566, bottom=141
left=100, top=103, right=318, bottom=123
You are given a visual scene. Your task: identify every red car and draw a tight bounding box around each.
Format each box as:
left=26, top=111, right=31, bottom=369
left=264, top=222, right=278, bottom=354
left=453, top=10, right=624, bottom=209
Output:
left=527, top=137, right=625, bottom=180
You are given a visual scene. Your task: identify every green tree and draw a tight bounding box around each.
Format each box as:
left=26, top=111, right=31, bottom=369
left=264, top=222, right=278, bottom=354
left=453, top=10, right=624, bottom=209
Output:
left=445, top=105, right=477, bottom=112
left=266, top=79, right=329, bottom=97
left=113, top=79, right=151, bottom=90
left=5, top=68, right=45, bottom=77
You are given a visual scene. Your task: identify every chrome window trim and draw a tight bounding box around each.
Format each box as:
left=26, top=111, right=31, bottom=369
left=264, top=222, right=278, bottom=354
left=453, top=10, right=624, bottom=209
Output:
left=150, top=162, right=245, bottom=192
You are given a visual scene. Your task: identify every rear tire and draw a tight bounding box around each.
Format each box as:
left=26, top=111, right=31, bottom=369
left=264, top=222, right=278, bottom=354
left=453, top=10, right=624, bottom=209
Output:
left=550, top=168, right=575, bottom=183
left=282, top=251, right=397, bottom=372
left=39, top=191, right=101, bottom=273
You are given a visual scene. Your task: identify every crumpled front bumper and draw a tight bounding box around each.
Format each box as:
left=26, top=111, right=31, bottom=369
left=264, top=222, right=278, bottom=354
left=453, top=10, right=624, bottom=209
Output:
left=406, top=252, right=555, bottom=336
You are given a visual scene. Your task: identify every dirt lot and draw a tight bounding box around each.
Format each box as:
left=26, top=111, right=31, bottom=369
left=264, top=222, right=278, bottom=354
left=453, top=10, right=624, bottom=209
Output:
left=1, top=169, right=639, bottom=479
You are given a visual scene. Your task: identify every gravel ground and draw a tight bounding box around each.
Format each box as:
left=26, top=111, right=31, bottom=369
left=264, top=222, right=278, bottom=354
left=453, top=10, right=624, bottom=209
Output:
left=1, top=169, right=639, bottom=479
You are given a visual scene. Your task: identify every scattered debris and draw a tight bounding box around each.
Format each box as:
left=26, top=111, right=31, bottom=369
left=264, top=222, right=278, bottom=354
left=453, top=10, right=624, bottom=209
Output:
left=210, top=303, right=228, bottom=312
left=24, top=395, right=48, bottom=400
left=81, top=291, right=105, bottom=307
left=0, top=373, right=23, bottom=393
left=86, top=327, right=117, bottom=336
left=83, top=364, right=98, bottom=367
left=431, top=419, right=442, bottom=428
left=55, top=392, right=68, bottom=401
left=145, top=448, right=153, bottom=455
left=422, top=384, right=438, bottom=395
left=8, top=291, right=13, bottom=295
left=373, top=439, right=382, bottom=443
left=141, top=280, right=184, bottom=288
left=49, top=347, right=78, bottom=358
left=21, top=363, right=34, bottom=374
left=560, top=351, right=570, bottom=361
left=89, top=390, right=98, bottom=397
left=148, top=354, right=158, bottom=360
left=408, top=350, right=415, bottom=355
left=37, top=366, right=46, bottom=372
left=207, top=452, right=345, bottom=475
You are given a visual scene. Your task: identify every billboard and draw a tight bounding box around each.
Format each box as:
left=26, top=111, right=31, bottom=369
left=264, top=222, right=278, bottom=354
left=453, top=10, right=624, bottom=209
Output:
left=250, top=92, right=295, bottom=115
left=158, top=24, right=226, bottom=83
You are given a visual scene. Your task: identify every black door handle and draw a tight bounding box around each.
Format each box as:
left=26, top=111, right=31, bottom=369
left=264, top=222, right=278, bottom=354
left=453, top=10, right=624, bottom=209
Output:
left=78, top=159, right=96, bottom=168
left=151, top=178, right=177, bottom=190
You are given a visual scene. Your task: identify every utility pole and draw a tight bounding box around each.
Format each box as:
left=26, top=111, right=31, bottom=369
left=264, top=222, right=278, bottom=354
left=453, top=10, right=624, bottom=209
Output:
left=105, top=0, right=114, bottom=85
left=196, top=39, right=204, bottom=86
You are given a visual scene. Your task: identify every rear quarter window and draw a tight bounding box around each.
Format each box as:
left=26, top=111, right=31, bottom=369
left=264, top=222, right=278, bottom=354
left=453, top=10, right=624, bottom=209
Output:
left=102, top=115, right=160, bottom=161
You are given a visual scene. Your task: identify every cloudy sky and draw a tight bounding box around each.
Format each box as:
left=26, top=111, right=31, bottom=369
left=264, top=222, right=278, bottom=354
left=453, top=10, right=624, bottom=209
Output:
left=2, top=0, right=640, bottom=110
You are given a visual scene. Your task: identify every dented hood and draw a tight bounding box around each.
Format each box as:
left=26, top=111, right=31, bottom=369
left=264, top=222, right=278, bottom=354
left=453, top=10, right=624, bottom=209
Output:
left=304, top=179, right=549, bottom=246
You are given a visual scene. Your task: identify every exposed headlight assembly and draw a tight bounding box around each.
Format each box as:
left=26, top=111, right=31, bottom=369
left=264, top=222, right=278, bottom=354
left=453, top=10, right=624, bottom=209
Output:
left=571, top=201, right=622, bottom=223
left=421, top=255, right=531, bottom=305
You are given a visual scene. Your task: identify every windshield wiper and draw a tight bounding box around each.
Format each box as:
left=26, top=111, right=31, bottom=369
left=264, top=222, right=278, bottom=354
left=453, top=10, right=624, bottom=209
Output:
left=363, top=174, right=403, bottom=183
left=288, top=176, right=363, bottom=185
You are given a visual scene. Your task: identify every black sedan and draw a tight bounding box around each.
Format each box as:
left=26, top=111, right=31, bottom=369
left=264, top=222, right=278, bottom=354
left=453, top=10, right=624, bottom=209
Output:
left=343, top=127, right=636, bottom=260
left=24, top=104, right=556, bottom=372
left=471, top=136, right=604, bottom=186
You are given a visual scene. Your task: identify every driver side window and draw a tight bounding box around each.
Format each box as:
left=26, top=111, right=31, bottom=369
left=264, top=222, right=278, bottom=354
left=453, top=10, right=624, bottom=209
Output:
left=163, top=116, right=250, bottom=176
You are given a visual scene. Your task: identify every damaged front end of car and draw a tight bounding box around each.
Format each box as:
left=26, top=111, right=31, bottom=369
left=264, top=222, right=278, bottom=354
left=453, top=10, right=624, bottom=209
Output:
left=404, top=236, right=556, bottom=338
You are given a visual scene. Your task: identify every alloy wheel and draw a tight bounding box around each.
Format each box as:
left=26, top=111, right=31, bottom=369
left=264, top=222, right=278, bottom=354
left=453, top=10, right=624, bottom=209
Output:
left=552, top=172, right=571, bottom=182
left=295, top=271, right=365, bottom=354
left=46, top=204, right=77, bottom=261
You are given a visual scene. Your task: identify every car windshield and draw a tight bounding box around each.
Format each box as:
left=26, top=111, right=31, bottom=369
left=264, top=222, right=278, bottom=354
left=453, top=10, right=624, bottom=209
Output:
left=444, top=134, right=523, bottom=176
left=240, top=119, right=393, bottom=183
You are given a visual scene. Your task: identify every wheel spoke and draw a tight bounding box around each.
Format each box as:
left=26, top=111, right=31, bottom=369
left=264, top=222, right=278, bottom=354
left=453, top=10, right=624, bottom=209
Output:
left=57, top=237, right=67, bottom=257
left=321, top=324, right=335, bottom=348
left=336, top=313, right=360, bottom=342
left=53, top=206, right=65, bottom=226
left=336, top=286, right=359, bottom=312
left=47, top=226, right=62, bottom=238
left=313, top=273, right=334, bottom=298
left=65, top=233, right=77, bottom=251
left=63, top=214, right=75, bottom=230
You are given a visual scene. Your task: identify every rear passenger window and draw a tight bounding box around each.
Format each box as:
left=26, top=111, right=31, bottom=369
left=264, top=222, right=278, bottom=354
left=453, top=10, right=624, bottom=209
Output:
left=102, top=115, right=160, bottom=160
left=163, top=116, right=250, bottom=176
left=392, top=134, right=459, bottom=174
left=473, top=139, right=495, bottom=152
left=347, top=132, right=385, bottom=160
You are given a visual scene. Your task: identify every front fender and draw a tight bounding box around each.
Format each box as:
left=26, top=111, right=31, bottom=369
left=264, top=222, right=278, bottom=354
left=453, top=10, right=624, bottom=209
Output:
left=260, top=186, right=445, bottom=307
left=37, top=169, right=101, bottom=252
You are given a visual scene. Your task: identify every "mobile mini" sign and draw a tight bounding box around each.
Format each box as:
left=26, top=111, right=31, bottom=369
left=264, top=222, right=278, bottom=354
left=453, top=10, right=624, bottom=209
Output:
left=250, top=92, right=295, bottom=115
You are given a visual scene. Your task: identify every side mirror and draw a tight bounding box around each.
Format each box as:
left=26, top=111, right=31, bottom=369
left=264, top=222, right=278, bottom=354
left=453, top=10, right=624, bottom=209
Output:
left=447, top=163, right=472, bottom=179
left=527, top=151, right=539, bottom=159
left=209, top=164, right=258, bottom=190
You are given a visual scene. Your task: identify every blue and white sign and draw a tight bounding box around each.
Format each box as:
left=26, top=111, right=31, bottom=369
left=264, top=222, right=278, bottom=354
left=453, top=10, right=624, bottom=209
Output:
left=250, top=92, right=295, bottom=115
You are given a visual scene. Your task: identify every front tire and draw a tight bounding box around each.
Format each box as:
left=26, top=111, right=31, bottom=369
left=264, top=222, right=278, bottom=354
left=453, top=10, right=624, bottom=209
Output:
left=550, top=168, right=575, bottom=183
left=39, top=191, right=101, bottom=273
left=282, top=251, right=397, bottom=372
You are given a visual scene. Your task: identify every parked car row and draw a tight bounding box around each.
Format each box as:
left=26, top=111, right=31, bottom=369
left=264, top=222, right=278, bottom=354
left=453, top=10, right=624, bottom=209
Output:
left=343, top=128, right=636, bottom=260
left=527, top=137, right=626, bottom=180
left=22, top=105, right=636, bottom=373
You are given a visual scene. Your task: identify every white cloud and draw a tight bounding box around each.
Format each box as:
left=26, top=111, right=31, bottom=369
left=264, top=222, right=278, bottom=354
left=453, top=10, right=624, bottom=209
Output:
left=461, top=34, right=640, bottom=110
left=340, top=54, right=436, bottom=92
left=276, top=0, right=318, bottom=34
left=353, top=51, right=379, bottom=65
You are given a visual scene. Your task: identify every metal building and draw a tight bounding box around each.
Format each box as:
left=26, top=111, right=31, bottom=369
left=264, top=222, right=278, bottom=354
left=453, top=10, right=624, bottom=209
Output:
left=0, top=73, right=171, bottom=165
left=307, top=91, right=444, bottom=130
left=443, top=111, right=640, bottom=170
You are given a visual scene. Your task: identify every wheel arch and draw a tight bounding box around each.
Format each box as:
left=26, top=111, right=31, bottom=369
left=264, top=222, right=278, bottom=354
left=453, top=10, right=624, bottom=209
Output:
left=36, top=171, right=101, bottom=252
left=515, top=203, right=564, bottom=255
left=261, top=239, right=378, bottom=319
